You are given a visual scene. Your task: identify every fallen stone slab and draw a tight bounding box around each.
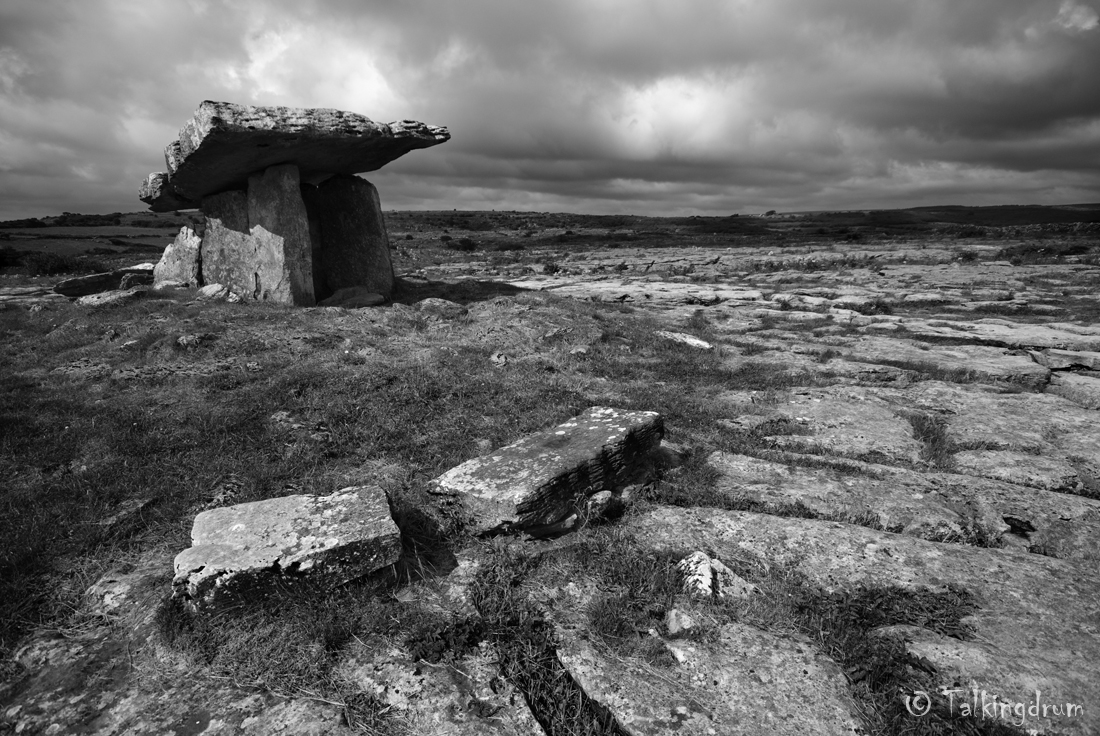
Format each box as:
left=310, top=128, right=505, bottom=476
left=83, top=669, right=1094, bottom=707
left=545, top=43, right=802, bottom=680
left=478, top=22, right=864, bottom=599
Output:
left=628, top=506, right=1100, bottom=736
left=173, top=485, right=401, bottom=610
left=141, top=100, right=450, bottom=210
left=53, top=271, right=125, bottom=297
left=429, top=406, right=664, bottom=535
left=75, top=286, right=146, bottom=307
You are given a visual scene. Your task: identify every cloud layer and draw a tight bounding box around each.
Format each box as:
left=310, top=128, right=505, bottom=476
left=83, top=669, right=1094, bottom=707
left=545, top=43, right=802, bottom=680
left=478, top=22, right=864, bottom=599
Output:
left=1, top=0, right=1098, bottom=218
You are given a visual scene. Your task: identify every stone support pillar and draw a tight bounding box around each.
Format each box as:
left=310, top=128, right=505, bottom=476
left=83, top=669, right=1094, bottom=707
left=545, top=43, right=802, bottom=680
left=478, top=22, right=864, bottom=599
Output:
left=312, top=175, right=394, bottom=300
left=197, top=164, right=315, bottom=305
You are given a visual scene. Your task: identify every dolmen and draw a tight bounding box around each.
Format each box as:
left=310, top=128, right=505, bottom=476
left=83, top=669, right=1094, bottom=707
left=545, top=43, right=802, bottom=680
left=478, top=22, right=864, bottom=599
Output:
left=141, top=101, right=449, bottom=306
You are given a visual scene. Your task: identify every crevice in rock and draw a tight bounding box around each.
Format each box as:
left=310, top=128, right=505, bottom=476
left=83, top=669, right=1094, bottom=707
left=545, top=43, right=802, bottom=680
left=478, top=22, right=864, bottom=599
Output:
left=1001, top=515, right=1036, bottom=538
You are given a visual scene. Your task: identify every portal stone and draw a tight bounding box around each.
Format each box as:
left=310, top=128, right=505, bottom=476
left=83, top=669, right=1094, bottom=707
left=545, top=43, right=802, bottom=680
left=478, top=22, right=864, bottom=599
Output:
left=196, top=165, right=315, bottom=305
left=246, top=164, right=315, bottom=305
left=197, top=190, right=254, bottom=298
left=313, top=175, right=394, bottom=300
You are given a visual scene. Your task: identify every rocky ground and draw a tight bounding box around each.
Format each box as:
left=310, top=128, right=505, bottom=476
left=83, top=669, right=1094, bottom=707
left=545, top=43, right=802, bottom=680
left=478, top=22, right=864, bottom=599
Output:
left=1, top=205, right=1099, bottom=735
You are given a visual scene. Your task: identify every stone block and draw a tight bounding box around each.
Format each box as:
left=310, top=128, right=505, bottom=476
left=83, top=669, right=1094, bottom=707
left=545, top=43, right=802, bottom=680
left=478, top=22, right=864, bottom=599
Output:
left=430, top=406, right=664, bottom=535
left=153, top=226, right=202, bottom=287
left=313, top=175, right=394, bottom=300
left=173, top=485, right=401, bottom=610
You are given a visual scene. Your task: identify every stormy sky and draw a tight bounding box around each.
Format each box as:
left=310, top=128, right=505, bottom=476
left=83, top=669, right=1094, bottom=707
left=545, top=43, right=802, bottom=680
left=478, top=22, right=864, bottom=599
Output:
left=1, top=0, right=1098, bottom=220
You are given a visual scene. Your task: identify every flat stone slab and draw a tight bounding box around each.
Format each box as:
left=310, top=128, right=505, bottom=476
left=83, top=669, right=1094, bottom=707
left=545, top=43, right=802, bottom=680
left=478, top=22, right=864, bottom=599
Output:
left=173, top=485, right=401, bottom=609
left=141, top=101, right=449, bottom=210
left=894, top=317, right=1100, bottom=351
left=1031, top=348, right=1100, bottom=371
left=762, top=386, right=925, bottom=465
left=1048, top=372, right=1100, bottom=410
left=898, top=381, right=1100, bottom=489
left=627, top=507, right=1100, bottom=736
left=429, top=406, right=663, bottom=534
left=838, top=336, right=1050, bottom=388
left=707, top=451, right=1100, bottom=560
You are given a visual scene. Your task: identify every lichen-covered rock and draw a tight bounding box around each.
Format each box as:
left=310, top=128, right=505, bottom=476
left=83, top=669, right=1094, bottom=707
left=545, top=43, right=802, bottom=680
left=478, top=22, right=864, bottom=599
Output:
left=141, top=101, right=449, bottom=211
left=676, top=551, right=757, bottom=600
left=173, top=485, right=401, bottom=610
left=429, top=406, right=664, bottom=535
left=153, top=226, right=202, bottom=287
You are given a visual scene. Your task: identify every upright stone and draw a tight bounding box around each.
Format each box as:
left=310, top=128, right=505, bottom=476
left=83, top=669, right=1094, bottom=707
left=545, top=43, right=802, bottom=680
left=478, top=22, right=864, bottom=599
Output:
left=246, top=164, right=315, bottom=305
left=198, top=190, right=253, bottom=297
left=313, top=175, right=394, bottom=300
left=300, top=183, right=327, bottom=300
left=153, top=226, right=202, bottom=287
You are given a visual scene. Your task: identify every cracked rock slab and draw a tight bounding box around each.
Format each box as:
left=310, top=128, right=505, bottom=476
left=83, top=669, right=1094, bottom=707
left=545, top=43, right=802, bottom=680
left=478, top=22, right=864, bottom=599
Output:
left=627, top=506, right=1100, bottom=736
left=540, top=579, right=861, bottom=736
left=707, top=451, right=1100, bottom=560
left=429, top=406, right=663, bottom=535
left=173, top=485, right=401, bottom=610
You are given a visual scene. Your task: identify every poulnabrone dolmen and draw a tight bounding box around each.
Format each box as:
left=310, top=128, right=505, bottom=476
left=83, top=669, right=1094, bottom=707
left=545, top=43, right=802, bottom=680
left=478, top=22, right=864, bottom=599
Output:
left=141, top=101, right=449, bottom=305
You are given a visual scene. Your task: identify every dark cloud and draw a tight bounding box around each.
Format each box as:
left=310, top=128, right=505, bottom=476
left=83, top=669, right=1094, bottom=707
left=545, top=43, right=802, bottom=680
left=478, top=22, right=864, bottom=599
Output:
left=1, top=0, right=1098, bottom=219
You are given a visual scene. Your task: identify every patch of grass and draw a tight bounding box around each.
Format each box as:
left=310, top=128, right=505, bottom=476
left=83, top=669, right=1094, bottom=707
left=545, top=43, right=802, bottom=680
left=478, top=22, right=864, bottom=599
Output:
left=156, top=581, right=417, bottom=733
left=19, top=251, right=108, bottom=276
left=472, top=542, right=626, bottom=735
left=906, top=412, right=956, bottom=470
left=847, top=297, right=894, bottom=316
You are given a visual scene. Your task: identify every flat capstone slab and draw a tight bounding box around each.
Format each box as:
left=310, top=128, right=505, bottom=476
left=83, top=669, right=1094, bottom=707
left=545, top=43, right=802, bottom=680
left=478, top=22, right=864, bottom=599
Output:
left=173, top=485, right=401, bottom=609
left=430, top=406, right=664, bottom=534
left=140, top=100, right=450, bottom=210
